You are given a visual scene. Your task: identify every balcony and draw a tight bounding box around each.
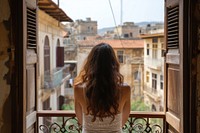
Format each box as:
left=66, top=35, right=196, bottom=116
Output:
left=37, top=111, right=165, bottom=133
left=144, top=58, right=163, bottom=70
left=44, top=65, right=71, bottom=89
left=143, top=85, right=162, bottom=102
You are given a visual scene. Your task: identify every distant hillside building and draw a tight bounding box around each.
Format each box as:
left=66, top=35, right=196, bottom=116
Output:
left=66, top=17, right=98, bottom=40
left=114, top=22, right=140, bottom=39
left=140, top=23, right=164, bottom=34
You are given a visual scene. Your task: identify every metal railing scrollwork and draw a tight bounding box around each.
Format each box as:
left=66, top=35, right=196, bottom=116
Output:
left=37, top=111, right=165, bottom=133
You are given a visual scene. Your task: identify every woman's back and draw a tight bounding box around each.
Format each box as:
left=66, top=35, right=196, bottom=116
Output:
left=74, top=84, right=130, bottom=132
left=74, top=43, right=131, bottom=132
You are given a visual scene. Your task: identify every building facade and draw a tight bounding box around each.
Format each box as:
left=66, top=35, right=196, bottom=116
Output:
left=114, top=22, right=140, bottom=39
left=141, top=33, right=165, bottom=111
left=66, top=17, right=98, bottom=40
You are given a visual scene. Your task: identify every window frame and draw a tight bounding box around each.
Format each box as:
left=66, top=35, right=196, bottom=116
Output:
left=117, top=50, right=125, bottom=63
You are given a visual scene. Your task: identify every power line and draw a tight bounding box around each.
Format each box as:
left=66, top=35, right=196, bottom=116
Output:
left=108, top=0, right=124, bottom=49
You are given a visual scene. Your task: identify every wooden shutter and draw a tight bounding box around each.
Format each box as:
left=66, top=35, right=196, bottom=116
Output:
left=25, top=0, right=38, bottom=132
left=56, top=47, right=64, bottom=67
left=165, top=0, right=190, bottom=133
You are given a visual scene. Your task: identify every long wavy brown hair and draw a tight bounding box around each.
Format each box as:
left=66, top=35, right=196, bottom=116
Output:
left=74, top=43, right=124, bottom=122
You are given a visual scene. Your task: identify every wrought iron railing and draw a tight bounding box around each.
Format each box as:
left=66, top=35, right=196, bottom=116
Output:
left=37, top=111, right=165, bottom=133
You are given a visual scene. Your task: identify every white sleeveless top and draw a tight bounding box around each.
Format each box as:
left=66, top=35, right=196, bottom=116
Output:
left=82, top=113, right=123, bottom=133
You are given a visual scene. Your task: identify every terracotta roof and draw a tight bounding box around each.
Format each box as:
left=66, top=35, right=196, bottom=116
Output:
left=38, top=0, right=73, bottom=22
left=139, top=33, right=164, bottom=39
left=77, top=39, right=144, bottom=49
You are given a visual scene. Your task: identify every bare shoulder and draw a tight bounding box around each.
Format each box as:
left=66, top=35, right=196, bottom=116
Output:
left=120, top=83, right=131, bottom=94
left=74, top=83, right=84, bottom=96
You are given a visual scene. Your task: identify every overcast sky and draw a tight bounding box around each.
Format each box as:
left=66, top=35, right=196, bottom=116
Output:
left=52, top=0, right=164, bottom=29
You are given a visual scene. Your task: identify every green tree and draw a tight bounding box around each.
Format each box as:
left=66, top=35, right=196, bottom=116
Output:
left=131, top=100, right=150, bottom=111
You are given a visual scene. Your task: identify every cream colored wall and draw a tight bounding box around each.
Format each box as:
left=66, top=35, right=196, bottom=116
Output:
left=143, top=36, right=164, bottom=110
left=77, top=47, right=91, bottom=74
left=0, top=0, right=11, bottom=132
left=118, top=49, right=133, bottom=86
left=114, top=26, right=139, bottom=38
left=76, top=22, right=97, bottom=34
left=38, top=10, right=66, bottom=110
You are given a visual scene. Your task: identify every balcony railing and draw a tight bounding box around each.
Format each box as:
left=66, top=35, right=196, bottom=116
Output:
left=37, top=111, right=165, bottom=133
left=144, top=58, right=163, bottom=70
left=44, top=65, right=71, bottom=89
left=143, top=85, right=162, bottom=102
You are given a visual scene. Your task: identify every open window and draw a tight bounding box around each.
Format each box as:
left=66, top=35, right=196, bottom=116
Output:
left=10, top=0, right=198, bottom=132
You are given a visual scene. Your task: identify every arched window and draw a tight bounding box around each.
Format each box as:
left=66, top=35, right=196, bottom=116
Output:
left=44, top=36, right=50, bottom=72
left=134, top=71, right=140, bottom=80
left=57, top=39, right=60, bottom=47
left=56, top=38, right=64, bottom=67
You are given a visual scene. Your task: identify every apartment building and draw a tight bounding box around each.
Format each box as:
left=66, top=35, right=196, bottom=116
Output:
left=37, top=0, right=73, bottom=112
left=140, top=32, right=164, bottom=111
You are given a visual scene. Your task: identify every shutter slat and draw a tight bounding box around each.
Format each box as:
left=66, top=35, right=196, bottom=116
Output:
left=27, top=8, right=36, bottom=14
left=168, top=22, right=178, bottom=27
left=28, top=20, right=36, bottom=25
left=168, top=33, right=178, bottom=37
left=168, top=6, right=179, bottom=13
left=168, top=26, right=178, bottom=30
left=28, top=30, right=36, bottom=35
left=28, top=34, right=36, bottom=38
left=27, top=7, right=37, bottom=49
left=27, top=24, right=36, bottom=29
left=167, top=6, right=179, bottom=49
left=27, top=28, right=36, bottom=32
left=168, top=40, right=178, bottom=44
left=167, top=18, right=178, bottom=23
left=27, top=17, right=36, bottom=23
left=168, top=14, right=178, bottom=21
left=168, top=29, right=178, bottom=34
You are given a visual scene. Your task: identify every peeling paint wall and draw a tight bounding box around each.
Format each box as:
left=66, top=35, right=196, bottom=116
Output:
left=0, top=0, right=11, bottom=132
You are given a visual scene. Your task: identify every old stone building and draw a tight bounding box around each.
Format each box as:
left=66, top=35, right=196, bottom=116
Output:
left=114, top=22, right=140, bottom=39
left=65, top=17, right=98, bottom=40
left=140, top=23, right=164, bottom=34
left=37, top=0, right=74, bottom=126
left=140, top=32, right=165, bottom=111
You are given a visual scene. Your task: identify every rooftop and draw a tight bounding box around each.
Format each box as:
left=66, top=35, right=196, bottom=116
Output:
left=77, top=39, right=144, bottom=49
left=140, top=33, right=164, bottom=39
left=38, top=0, right=73, bottom=22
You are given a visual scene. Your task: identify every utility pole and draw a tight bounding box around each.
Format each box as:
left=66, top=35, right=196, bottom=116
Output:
left=120, top=0, right=123, bottom=25
left=57, top=0, right=59, bottom=7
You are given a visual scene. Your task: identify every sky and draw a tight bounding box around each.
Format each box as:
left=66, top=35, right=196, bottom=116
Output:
left=52, top=0, right=164, bottom=29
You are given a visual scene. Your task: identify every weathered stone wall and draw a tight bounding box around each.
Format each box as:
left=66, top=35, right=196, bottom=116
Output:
left=0, top=0, right=11, bottom=132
